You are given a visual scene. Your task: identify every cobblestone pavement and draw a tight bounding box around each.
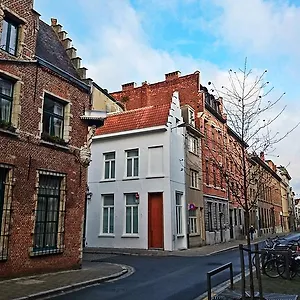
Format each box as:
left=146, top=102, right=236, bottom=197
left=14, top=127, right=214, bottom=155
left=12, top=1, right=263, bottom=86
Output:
left=0, top=262, right=128, bottom=300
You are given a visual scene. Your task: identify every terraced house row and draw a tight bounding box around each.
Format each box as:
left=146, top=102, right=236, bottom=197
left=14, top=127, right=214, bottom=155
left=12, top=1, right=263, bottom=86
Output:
left=0, top=0, right=296, bottom=278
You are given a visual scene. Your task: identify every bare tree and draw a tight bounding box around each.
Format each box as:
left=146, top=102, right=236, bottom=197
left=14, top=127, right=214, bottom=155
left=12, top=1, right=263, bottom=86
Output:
left=203, top=58, right=299, bottom=298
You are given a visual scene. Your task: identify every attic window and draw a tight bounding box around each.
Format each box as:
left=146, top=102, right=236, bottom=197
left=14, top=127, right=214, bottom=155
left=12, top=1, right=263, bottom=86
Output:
left=0, top=17, right=19, bottom=56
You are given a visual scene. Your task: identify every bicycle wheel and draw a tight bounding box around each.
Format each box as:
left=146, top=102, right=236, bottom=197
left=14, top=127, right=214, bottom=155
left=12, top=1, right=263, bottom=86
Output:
left=277, top=261, right=297, bottom=279
left=263, top=259, right=280, bottom=278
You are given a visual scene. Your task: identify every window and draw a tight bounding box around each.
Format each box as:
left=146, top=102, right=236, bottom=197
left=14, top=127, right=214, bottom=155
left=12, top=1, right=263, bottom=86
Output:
left=176, top=192, right=183, bottom=235
left=188, top=136, right=198, bottom=155
left=126, top=149, right=139, bottom=177
left=204, top=121, right=208, bottom=146
left=207, top=202, right=213, bottom=231
left=125, top=194, right=138, bottom=234
left=190, top=169, right=199, bottom=188
left=234, top=209, right=237, bottom=226
left=43, top=96, right=65, bottom=139
left=188, top=108, right=195, bottom=127
left=0, top=77, right=13, bottom=123
left=104, top=152, right=116, bottom=179
left=0, top=18, right=18, bottom=55
left=102, top=195, right=114, bottom=234
left=213, top=164, right=216, bottom=187
left=211, top=128, right=215, bottom=150
left=189, top=210, right=198, bottom=234
left=205, top=160, right=209, bottom=185
left=34, top=174, right=65, bottom=253
left=220, top=169, right=223, bottom=189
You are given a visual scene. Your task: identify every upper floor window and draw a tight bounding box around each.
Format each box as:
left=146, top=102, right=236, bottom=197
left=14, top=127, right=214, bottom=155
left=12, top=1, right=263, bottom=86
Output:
left=188, top=108, right=195, bottom=127
left=126, top=149, right=139, bottom=177
left=0, top=18, right=18, bottom=56
left=104, top=152, right=116, bottom=180
left=190, top=169, right=199, bottom=189
left=43, top=96, right=65, bottom=139
left=188, top=136, right=198, bottom=155
left=0, top=77, right=13, bottom=124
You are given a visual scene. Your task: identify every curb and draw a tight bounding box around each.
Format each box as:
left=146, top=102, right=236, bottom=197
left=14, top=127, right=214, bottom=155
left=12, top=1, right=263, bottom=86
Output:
left=194, top=269, right=251, bottom=300
left=14, top=265, right=129, bottom=300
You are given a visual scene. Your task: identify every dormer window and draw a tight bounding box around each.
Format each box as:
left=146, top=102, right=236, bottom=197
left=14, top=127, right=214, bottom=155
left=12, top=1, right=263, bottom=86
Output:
left=0, top=17, right=19, bottom=56
left=188, top=108, right=195, bottom=127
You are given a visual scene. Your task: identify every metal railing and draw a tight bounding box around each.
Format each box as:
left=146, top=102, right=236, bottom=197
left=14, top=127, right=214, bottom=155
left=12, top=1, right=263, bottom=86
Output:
left=207, top=262, right=234, bottom=300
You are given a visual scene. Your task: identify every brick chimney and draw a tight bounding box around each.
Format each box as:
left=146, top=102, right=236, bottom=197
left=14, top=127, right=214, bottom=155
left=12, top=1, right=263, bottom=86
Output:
left=165, top=71, right=181, bottom=81
left=122, top=82, right=136, bottom=91
left=260, top=151, right=265, bottom=161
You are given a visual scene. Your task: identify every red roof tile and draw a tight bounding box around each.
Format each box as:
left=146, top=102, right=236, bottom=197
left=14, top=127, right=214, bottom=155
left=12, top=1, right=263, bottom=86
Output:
left=96, top=104, right=170, bottom=136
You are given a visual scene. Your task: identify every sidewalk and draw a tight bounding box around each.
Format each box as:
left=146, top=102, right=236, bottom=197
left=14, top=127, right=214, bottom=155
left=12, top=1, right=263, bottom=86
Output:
left=85, top=233, right=282, bottom=258
left=0, top=262, right=128, bottom=300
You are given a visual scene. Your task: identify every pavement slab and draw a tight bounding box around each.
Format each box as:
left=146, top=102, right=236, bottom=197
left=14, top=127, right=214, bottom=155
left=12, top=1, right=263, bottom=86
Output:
left=0, top=262, right=128, bottom=300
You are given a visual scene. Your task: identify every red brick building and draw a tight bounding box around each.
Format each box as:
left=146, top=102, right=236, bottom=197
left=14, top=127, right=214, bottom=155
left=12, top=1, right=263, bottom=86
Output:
left=0, top=0, right=99, bottom=277
left=111, top=71, right=237, bottom=245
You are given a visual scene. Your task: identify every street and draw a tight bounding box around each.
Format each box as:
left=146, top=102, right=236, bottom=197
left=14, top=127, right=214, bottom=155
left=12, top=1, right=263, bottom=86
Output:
left=53, top=233, right=300, bottom=300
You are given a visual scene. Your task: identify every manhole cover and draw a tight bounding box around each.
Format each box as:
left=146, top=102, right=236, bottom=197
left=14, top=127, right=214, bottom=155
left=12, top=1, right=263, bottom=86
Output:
left=17, top=279, right=44, bottom=285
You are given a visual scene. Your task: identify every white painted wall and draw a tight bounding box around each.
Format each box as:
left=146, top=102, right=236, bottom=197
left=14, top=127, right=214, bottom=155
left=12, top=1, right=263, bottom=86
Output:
left=86, top=92, right=187, bottom=251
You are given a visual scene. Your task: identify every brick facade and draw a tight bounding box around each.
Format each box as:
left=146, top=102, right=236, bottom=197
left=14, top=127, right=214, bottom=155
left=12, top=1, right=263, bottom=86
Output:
left=0, top=0, right=91, bottom=278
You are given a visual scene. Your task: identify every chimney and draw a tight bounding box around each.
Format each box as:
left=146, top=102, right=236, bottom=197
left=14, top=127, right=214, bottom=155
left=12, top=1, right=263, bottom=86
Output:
left=260, top=151, right=265, bottom=161
left=51, top=18, right=57, bottom=26
left=122, top=82, right=136, bottom=91
left=165, top=71, right=181, bottom=81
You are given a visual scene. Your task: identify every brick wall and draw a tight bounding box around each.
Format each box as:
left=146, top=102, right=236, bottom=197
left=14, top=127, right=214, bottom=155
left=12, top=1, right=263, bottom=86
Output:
left=0, top=61, right=89, bottom=277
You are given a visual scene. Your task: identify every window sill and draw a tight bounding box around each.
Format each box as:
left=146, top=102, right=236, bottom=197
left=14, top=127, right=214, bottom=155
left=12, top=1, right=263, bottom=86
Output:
left=146, top=175, right=165, bottom=179
left=100, top=179, right=116, bottom=183
left=40, top=140, right=70, bottom=151
left=190, top=186, right=201, bottom=191
left=98, top=234, right=115, bottom=238
left=177, top=234, right=185, bottom=238
left=0, top=49, right=18, bottom=59
left=0, top=128, right=19, bottom=137
left=29, top=248, right=64, bottom=257
left=122, top=177, right=139, bottom=181
left=188, top=150, right=199, bottom=157
left=189, top=233, right=200, bottom=237
left=121, top=234, right=139, bottom=238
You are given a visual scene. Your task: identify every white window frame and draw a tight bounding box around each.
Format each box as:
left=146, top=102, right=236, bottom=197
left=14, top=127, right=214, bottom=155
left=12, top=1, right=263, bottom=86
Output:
left=189, top=209, right=198, bottom=235
left=101, top=194, right=114, bottom=235
left=188, top=135, right=198, bottom=155
left=188, top=108, right=195, bottom=127
left=103, top=152, right=116, bottom=180
left=190, top=170, right=199, bottom=189
left=176, top=192, right=183, bottom=236
left=124, top=193, right=139, bottom=235
left=125, top=149, right=139, bottom=178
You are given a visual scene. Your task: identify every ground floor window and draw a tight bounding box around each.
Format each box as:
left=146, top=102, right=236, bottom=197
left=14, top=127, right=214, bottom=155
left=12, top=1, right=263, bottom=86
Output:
left=189, top=209, right=198, bottom=234
left=176, top=192, right=183, bottom=235
left=33, top=171, right=66, bottom=255
left=102, top=194, right=114, bottom=234
left=207, top=202, right=213, bottom=231
left=125, top=193, right=138, bottom=234
left=0, top=166, right=12, bottom=260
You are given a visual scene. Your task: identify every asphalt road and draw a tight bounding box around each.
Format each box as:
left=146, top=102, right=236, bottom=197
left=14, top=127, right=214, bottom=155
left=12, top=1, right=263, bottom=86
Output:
left=53, top=233, right=300, bottom=300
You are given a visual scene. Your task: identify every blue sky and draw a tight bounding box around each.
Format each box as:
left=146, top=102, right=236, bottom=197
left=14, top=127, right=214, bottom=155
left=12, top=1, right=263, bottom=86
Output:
left=34, top=0, right=300, bottom=194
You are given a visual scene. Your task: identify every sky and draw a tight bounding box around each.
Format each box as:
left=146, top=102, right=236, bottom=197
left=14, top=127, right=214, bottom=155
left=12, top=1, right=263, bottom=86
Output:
left=34, top=0, right=300, bottom=195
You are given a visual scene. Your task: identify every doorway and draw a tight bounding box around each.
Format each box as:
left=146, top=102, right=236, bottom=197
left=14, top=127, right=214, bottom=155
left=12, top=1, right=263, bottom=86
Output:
left=148, top=192, right=164, bottom=249
left=229, top=209, right=234, bottom=239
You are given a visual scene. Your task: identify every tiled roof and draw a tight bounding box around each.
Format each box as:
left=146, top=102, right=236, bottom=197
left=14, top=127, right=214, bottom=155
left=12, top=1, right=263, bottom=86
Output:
left=96, top=104, right=170, bottom=136
left=36, top=20, right=80, bottom=79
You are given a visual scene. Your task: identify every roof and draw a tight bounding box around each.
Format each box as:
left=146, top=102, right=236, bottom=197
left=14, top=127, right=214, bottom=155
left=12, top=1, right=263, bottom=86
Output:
left=96, top=104, right=170, bottom=136
left=36, top=20, right=80, bottom=79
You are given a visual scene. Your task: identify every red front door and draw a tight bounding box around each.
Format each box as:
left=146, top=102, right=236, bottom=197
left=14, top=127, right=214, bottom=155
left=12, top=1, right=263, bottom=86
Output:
left=148, top=193, right=164, bottom=249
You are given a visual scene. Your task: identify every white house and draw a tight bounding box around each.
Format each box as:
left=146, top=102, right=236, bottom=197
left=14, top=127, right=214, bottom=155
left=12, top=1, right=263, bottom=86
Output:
left=86, top=92, right=187, bottom=251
